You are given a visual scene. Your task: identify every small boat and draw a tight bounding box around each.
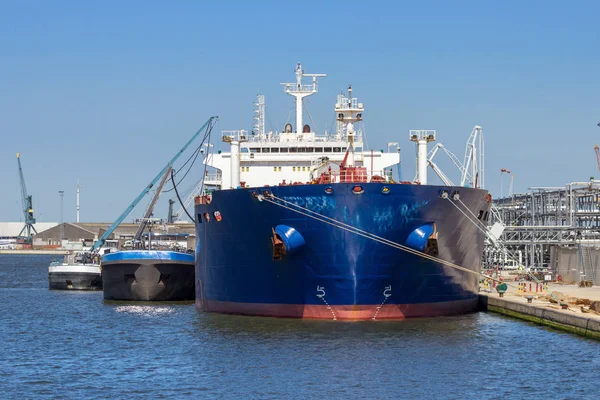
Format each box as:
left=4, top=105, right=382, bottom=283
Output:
left=101, top=250, right=195, bottom=301
left=48, top=253, right=102, bottom=290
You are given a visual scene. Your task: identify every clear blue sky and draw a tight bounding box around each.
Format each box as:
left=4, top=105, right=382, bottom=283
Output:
left=1, top=0, right=599, bottom=222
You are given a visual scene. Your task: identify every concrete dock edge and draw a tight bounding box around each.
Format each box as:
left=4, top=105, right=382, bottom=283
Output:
left=479, top=294, right=600, bottom=340
left=0, top=250, right=69, bottom=255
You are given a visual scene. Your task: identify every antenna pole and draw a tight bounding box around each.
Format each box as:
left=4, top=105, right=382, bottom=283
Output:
left=281, top=62, right=326, bottom=133
left=76, top=179, right=80, bottom=223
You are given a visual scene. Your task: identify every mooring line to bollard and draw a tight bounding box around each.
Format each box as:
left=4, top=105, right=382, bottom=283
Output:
left=261, top=194, right=520, bottom=291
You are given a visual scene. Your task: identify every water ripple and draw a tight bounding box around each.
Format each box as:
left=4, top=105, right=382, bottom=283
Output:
left=0, top=254, right=598, bottom=399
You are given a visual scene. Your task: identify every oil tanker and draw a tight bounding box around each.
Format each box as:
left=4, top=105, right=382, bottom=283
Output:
left=194, top=63, right=490, bottom=320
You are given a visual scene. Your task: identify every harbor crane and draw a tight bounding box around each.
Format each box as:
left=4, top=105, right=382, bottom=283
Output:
left=16, top=153, right=37, bottom=241
left=594, top=145, right=600, bottom=172
left=90, top=116, right=218, bottom=252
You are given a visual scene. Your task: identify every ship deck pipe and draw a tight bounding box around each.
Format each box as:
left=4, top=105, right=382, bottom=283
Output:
left=230, top=140, right=240, bottom=188
left=417, top=139, right=428, bottom=184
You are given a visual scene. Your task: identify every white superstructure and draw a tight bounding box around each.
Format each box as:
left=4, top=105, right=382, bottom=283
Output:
left=204, top=63, right=401, bottom=189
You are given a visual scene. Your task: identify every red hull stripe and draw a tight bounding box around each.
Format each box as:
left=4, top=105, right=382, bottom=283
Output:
left=196, top=298, right=478, bottom=320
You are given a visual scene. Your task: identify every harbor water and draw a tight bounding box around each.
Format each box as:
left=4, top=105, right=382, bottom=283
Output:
left=0, top=255, right=598, bottom=399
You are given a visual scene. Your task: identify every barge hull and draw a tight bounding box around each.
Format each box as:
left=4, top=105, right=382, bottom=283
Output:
left=48, top=265, right=102, bottom=291
left=48, top=272, right=102, bottom=290
left=102, top=251, right=195, bottom=301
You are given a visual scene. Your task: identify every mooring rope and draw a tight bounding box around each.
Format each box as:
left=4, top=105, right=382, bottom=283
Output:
left=445, top=197, right=561, bottom=303
left=260, top=193, right=519, bottom=291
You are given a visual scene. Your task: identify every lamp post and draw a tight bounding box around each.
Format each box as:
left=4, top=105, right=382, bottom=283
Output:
left=59, top=190, right=64, bottom=244
left=500, top=168, right=511, bottom=198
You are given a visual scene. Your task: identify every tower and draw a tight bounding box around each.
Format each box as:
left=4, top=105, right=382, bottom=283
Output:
left=281, top=62, right=326, bottom=133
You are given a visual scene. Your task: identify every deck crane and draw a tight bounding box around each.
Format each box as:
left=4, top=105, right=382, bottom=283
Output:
left=16, top=153, right=37, bottom=242
left=133, top=166, right=173, bottom=244
left=460, top=126, right=484, bottom=188
left=412, top=143, right=465, bottom=186
left=89, top=116, right=218, bottom=252
left=423, top=144, right=458, bottom=186
left=172, top=178, right=205, bottom=222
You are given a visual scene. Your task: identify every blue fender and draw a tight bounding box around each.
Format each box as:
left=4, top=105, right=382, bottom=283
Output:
left=275, top=225, right=305, bottom=254
left=406, top=224, right=435, bottom=252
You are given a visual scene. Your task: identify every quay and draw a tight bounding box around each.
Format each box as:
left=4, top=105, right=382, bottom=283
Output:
left=479, top=283, right=600, bottom=340
left=0, top=249, right=69, bottom=255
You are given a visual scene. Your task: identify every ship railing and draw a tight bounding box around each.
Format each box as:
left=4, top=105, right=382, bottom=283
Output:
left=204, top=172, right=222, bottom=184
left=282, top=84, right=316, bottom=93
left=335, top=97, right=363, bottom=110
left=230, top=128, right=365, bottom=144
left=221, top=130, right=249, bottom=142
left=241, top=133, right=363, bottom=144
left=313, top=169, right=389, bottom=183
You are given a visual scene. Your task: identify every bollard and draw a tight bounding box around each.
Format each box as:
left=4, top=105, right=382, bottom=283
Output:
left=496, top=282, right=507, bottom=298
left=526, top=296, right=533, bottom=304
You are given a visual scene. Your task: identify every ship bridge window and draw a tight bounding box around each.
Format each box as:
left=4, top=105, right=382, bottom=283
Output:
left=262, top=148, right=270, bottom=153
left=342, top=147, right=347, bottom=152
left=355, top=147, right=363, bottom=152
left=271, top=148, right=279, bottom=153
left=280, top=148, right=288, bottom=153
left=306, top=147, right=314, bottom=153
left=290, top=147, right=298, bottom=153
left=324, top=147, right=332, bottom=152
left=241, top=148, right=249, bottom=153
left=297, top=147, right=306, bottom=153
left=333, top=147, right=341, bottom=153
left=249, top=147, right=260, bottom=153
left=315, top=147, right=323, bottom=152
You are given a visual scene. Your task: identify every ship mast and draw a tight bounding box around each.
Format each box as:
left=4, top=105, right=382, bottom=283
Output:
left=335, top=85, right=364, bottom=166
left=281, top=62, right=326, bottom=133
left=253, top=94, right=265, bottom=137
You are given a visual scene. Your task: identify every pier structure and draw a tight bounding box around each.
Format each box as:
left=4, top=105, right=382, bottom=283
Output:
left=487, top=181, right=600, bottom=285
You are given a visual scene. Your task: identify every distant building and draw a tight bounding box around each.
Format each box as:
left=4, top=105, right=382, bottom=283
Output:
left=34, top=223, right=98, bottom=247
left=0, top=222, right=58, bottom=240
left=32, top=222, right=195, bottom=250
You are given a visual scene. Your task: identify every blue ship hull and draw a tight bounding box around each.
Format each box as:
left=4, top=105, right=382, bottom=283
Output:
left=102, top=250, right=195, bottom=301
left=194, top=183, right=490, bottom=320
